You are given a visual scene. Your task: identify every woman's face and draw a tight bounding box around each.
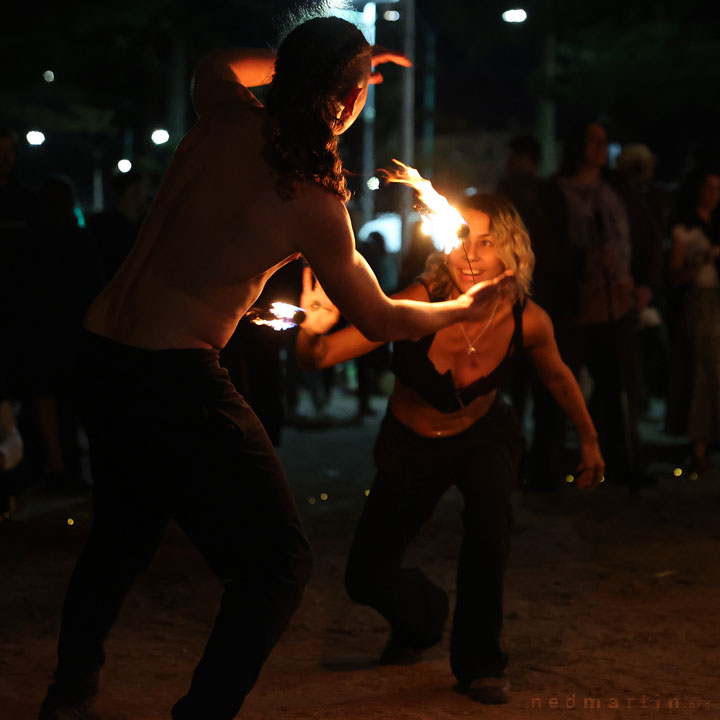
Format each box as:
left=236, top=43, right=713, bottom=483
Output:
left=447, top=209, right=506, bottom=292
left=698, top=173, right=720, bottom=214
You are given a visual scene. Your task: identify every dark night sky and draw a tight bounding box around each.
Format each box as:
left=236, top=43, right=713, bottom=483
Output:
left=2, top=0, right=719, bottom=199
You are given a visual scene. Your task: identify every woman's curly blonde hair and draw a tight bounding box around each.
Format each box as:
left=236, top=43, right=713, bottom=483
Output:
left=420, top=193, right=535, bottom=302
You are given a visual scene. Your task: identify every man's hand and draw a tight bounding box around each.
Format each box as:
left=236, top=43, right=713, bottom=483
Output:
left=575, top=440, right=605, bottom=490
left=457, top=270, right=515, bottom=316
left=370, top=46, right=412, bottom=85
left=300, top=266, right=340, bottom=335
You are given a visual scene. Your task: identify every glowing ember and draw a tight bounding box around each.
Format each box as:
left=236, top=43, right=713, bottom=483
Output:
left=246, top=302, right=307, bottom=331
left=380, top=159, right=468, bottom=253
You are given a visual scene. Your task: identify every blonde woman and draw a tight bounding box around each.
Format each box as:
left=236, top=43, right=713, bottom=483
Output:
left=297, top=194, right=604, bottom=704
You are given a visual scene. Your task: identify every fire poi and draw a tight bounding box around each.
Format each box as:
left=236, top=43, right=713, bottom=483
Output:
left=246, top=302, right=307, bottom=330
left=379, top=159, right=478, bottom=282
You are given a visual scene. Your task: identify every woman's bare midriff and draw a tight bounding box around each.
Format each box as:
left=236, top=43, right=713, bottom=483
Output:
left=388, top=381, right=497, bottom=438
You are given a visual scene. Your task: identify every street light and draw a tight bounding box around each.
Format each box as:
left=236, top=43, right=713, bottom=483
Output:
left=117, top=159, right=132, bottom=173
left=151, top=128, right=170, bottom=145
left=42, top=70, right=55, bottom=83
left=502, top=8, right=527, bottom=23
left=26, top=131, right=45, bottom=146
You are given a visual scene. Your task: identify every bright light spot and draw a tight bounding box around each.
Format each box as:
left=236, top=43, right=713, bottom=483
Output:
left=117, top=159, right=132, bottom=173
left=67, top=518, right=75, bottom=526
left=26, top=130, right=45, bottom=146
left=364, top=489, right=370, bottom=496
left=308, top=497, right=317, bottom=505
left=320, top=492, right=328, bottom=501
left=502, top=8, right=527, bottom=23
left=464, top=187, right=478, bottom=196
left=565, top=474, right=575, bottom=483
left=43, top=70, right=55, bottom=83
left=420, top=217, right=433, bottom=237
left=367, top=176, right=380, bottom=191
left=673, top=467, right=682, bottom=477
left=362, top=2, right=377, bottom=24
left=383, top=10, right=400, bottom=21
left=608, top=142, right=622, bottom=168
left=151, top=128, right=170, bottom=145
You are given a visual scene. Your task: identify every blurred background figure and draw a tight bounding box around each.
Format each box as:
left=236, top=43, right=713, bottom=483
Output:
left=529, top=119, right=644, bottom=491
left=0, top=392, right=24, bottom=522
left=24, top=175, right=104, bottom=492
left=398, top=220, right=435, bottom=290
left=88, top=169, right=149, bottom=284
left=612, top=143, right=669, bottom=412
left=0, top=129, right=35, bottom=398
left=355, top=231, right=397, bottom=415
left=665, top=169, right=720, bottom=473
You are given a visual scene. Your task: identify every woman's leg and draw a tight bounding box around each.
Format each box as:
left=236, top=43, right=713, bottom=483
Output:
left=345, top=467, right=450, bottom=650
left=450, top=410, right=523, bottom=685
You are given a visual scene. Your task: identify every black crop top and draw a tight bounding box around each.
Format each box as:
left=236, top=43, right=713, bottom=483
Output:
left=391, top=282, right=526, bottom=413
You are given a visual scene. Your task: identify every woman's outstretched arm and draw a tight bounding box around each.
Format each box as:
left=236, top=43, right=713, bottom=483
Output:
left=523, top=300, right=605, bottom=490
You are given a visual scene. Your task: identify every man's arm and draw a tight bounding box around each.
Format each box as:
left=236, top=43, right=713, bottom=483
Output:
left=192, top=48, right=276, bottom=116
left=295, top=194, right=508, bottom=343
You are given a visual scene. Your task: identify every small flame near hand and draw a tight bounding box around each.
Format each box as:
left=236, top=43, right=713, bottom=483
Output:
left=246, top=302, right=307, bottom=331
left=378, top=159, right=468, bottom=253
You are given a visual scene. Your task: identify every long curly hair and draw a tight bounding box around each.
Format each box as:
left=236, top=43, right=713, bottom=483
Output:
left=420, top=194, right=535, bottom=302
left=265, top=17, right=371, bottom=202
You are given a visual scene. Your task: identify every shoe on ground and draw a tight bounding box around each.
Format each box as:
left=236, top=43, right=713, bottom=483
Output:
left=455, top=673, right=511, bottom=704
left=376, top=637, right=424, bottom=666
left=38, top=700, right=127, bottom=720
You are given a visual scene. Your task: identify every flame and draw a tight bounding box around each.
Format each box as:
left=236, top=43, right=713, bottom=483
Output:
left=246, top=301, right=306, bottom=331
left=380, top=159, right=468, bottom=253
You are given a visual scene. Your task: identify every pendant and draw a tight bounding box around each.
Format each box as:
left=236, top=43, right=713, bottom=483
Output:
left=467, top=346, right=476, bottom=355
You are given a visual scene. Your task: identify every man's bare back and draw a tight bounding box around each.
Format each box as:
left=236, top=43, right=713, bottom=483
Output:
left=85, top=42, right=506, bottom=354
left=85, top=102, right=324, bottom=350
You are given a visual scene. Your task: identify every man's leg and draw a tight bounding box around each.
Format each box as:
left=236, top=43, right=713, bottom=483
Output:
left=169, top=404, right=312, bottom=720
left=40, top=435, right=169, bottom=715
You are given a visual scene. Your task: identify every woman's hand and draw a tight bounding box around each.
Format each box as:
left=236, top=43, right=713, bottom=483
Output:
left=575, top=440, right=605, bottom=490
left=300, top=265, right=340, bottom=335
left=370, top=46, right=412, bottom=84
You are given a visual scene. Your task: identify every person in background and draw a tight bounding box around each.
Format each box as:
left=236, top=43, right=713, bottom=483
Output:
left=0, top=389, right=24, bottom=522
left=612, top=144, right=668, bottom=410
left=0, top=129, right=35, bottom=398
left=665, top=169, right=720, bottom=473
left=88, top=169, right=149, bottom=283
left=530, top=119, right=644, bottom=492
left=297, top=194, right=604, bottom=706
left=25, top=175, right=104, bottom=493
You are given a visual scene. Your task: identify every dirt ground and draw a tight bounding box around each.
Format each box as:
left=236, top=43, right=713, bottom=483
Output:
left=1, top=394, right=719, bottom=720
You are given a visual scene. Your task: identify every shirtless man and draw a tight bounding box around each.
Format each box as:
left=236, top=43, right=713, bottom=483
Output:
left=39, top=17, right=508, bottom=720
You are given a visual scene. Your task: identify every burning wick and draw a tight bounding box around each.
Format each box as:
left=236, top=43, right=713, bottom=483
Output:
left=245, top=302, right=307, bottom=331
left=379, top=159, right=469, bottom=254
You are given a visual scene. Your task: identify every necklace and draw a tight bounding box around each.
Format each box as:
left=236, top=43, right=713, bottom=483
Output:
left=459, top=299, right=499, bottom=355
